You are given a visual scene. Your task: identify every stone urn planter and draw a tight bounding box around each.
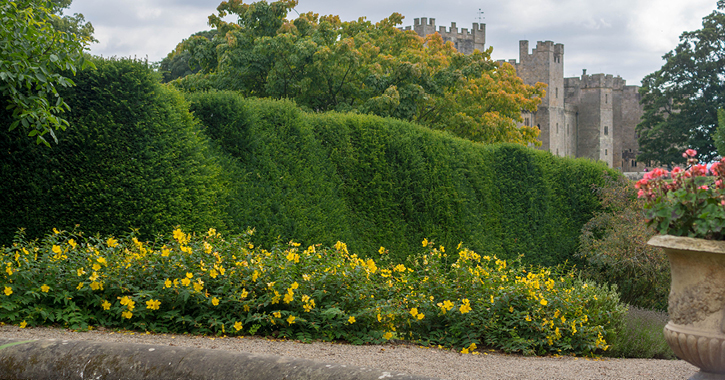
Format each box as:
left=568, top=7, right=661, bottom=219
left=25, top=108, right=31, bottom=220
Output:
left=649, top=235, right=725, bottom=379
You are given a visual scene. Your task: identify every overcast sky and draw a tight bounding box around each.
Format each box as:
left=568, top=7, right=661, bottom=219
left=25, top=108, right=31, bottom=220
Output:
left=67, top=0, right=718, bottom=86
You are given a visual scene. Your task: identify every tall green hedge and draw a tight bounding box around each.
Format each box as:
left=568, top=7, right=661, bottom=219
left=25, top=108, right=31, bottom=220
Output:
left=0, top=58, right=228, bottom=242
left=187, top=91, right=614, bottom=266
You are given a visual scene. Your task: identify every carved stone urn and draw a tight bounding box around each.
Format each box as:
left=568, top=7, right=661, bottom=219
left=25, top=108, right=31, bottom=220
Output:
left=648, top=235, right=725, bottom=379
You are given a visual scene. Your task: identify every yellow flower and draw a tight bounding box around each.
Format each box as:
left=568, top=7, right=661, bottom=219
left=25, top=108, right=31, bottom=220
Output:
left=461, top=348, right=469, bottom=354
left=92, top=263, right=101, bottom=271
left=193, top=280, right=204, bottom=292
left=209, top=269, right=218, bottom=279
left=459, top=299, right=471, bottom=314
left=234, top=321, right=243, bottom=331
left=348, top=316, right=356, bottom=324
left=51, top=245, right=61, bottom=255
left=290, top=282, right=299, bottom=290
left=146, top=299, right=161, bottom=310
left=40, top=284, right=49, bottom=293
left=540, top=299, right=548, bottom=306
left=417, top=313, right=425, bottom=320
left=161, top=246, right=171, bottom=257
left=186, top=272, right=193, bottom=278
left=164, top=279, right=172, bottom=288
left=89, top=272, right=99, bottom=281
left=19, top=320, right=27, bottom=329
left=212, top=297, right=220, bottom=306
left=240, top=288, right=249, bottom=299
left=53, top=228, right=60, bottom=234
left=76, top=282, right=84, bottom=290
left=409, top=308, right=419, bottom=317
left=101, top=300, right=111, bottom=310
left=96, top=257, right=107, bottom=265
left=283, top=292, right=294, bottom=304
left=121, top=310, right=133, bottom=319
left=106, top=237, right=118, bottom=248
left=68, top=239, right=77, bottom=249
left=383, top=332, right=393, bottom=340
left=302, top=274, right=310, bottom=281
left=181, top=278, right=191, bottom=287
left=422, top=238, right=428, bottom=247
left=273, top=311, right=281, bottom=318
left=287, top=315, right=296, bottom=325
left=90, top=281, right=101, bottom=291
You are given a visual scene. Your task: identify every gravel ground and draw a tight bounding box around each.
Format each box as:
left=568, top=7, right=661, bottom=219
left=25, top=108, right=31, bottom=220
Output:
left=0, top=325, right=699, bottom=380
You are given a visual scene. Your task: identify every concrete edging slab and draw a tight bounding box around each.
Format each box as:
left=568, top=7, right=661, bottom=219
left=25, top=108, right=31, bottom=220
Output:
left=0, top=338, right=439, bottom=380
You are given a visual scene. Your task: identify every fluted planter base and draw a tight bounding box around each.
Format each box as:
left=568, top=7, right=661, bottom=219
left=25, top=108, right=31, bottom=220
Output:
left=648, top=235, right=725, bottom=379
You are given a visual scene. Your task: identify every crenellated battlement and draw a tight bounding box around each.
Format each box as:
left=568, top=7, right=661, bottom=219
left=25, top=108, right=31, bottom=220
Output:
left=404, top=17, right=486, bottom=55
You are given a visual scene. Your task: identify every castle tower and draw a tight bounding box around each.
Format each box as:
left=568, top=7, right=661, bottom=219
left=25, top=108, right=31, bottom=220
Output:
left=564, top=72, right=614, bottom=167
left=408, top=18, right=486, bottom=54
left=612, top=78, right=645, bottom=172
left=514, top=41, right=567, bottom=157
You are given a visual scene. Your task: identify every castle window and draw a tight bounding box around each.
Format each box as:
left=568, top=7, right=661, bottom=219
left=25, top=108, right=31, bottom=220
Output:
left=525, top=117, right=530, bottom=126
left=567, top=124, right=569, bottom=135
left=555, top=88, right=558, bottom=99
left=606, top=94, right=608, bottom=104
left=556, top=123, right=559, bottom=134
left=605, top=149, right=608, bottom=156
left=556, top=149, right=559, bottom=155
left=604, top=126, right=609, bottom=135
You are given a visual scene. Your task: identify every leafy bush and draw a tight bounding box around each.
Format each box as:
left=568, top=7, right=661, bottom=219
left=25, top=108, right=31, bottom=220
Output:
left=188, top=91, right=615, bottom=267
left=606, top=306, right=676, bottom=359
left=577, top=173, right=669, bottom=310
left=0, top=228, right=625, bottom=356
left=0, top=58, right=229, bottom=244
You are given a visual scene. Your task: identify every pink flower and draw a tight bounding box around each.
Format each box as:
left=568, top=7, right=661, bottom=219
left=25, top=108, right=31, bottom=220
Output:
left=700, top=185, right=709, bottom=190
left=637, top=189, right=646, bottom=198
left=722, top=200, right=725, bottom=206
left=635, top=179, right=648, bottom=189
left=685, top=149, right=697, bottom=157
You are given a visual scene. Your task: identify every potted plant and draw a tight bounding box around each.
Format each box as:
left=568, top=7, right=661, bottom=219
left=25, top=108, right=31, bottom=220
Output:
left=638, top=149, right=725, bottom=378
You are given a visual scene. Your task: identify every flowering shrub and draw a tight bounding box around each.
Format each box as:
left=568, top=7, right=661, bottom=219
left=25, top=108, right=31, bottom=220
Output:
left=636, top=149, right=725, bottom=239
left=578, top=173, right=669, bottom=311
left=0, top=228, right=624, bottom=356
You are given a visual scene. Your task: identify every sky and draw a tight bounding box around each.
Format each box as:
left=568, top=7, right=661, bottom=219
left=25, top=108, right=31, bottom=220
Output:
left=66, top=0, right=719, bottom=86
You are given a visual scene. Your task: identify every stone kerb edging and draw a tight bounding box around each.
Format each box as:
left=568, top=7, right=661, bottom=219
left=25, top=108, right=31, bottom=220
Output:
left=0, top=338, right=439, bottom=380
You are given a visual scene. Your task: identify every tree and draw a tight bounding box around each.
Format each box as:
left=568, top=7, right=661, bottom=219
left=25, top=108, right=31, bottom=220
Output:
left=637, top=0, right=725, bottom=165
left=0, top=0, right=94, bottom=145
left=170, top=0, right=546, bottom=146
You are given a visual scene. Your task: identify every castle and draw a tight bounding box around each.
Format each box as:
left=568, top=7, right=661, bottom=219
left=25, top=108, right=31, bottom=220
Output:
left=402, top=18, right=645, bottom=173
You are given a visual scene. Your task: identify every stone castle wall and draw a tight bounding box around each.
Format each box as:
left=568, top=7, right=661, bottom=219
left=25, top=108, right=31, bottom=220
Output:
left=404, top=17, right=645, bottom=173
left=401, top=18, right=485, bottom=55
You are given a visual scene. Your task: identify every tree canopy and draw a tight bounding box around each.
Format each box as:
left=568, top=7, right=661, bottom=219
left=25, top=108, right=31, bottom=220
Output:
left=637, top=0, right=725, bottom=165
left=0, top=0, right=94, bottom=145
left=164, top=0, right=546, bottom=146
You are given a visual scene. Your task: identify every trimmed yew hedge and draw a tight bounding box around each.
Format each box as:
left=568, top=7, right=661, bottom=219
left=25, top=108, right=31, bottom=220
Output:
left=0, top=58, right=228, bottom=243
left=186, top=91, right=614, bottom=266
left=0, top=59, right=615, bottom=267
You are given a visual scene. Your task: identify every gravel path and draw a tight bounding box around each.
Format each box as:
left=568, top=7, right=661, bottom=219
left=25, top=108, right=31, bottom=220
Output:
left=0, top=325, right=699, bottom=379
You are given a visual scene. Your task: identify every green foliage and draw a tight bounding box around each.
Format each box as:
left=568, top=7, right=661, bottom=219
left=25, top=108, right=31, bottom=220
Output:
left=158, top=30, right=218, bottom=83
left=605, top=306, right=676, bottom=359
left=0, top=228, right=625, bottom=356
left=716, top=108, right=725, bottom=157
left=577, top=174, right=669, bottom=310
left=637, top=1, right=725, bottom=164
left=0, top=58, right=229, bottom=244
left=171, top=0, right=546, bottom=146
left=187, top=91, right=612, bottom=267
left=0, top=0, right=94, bottom=145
